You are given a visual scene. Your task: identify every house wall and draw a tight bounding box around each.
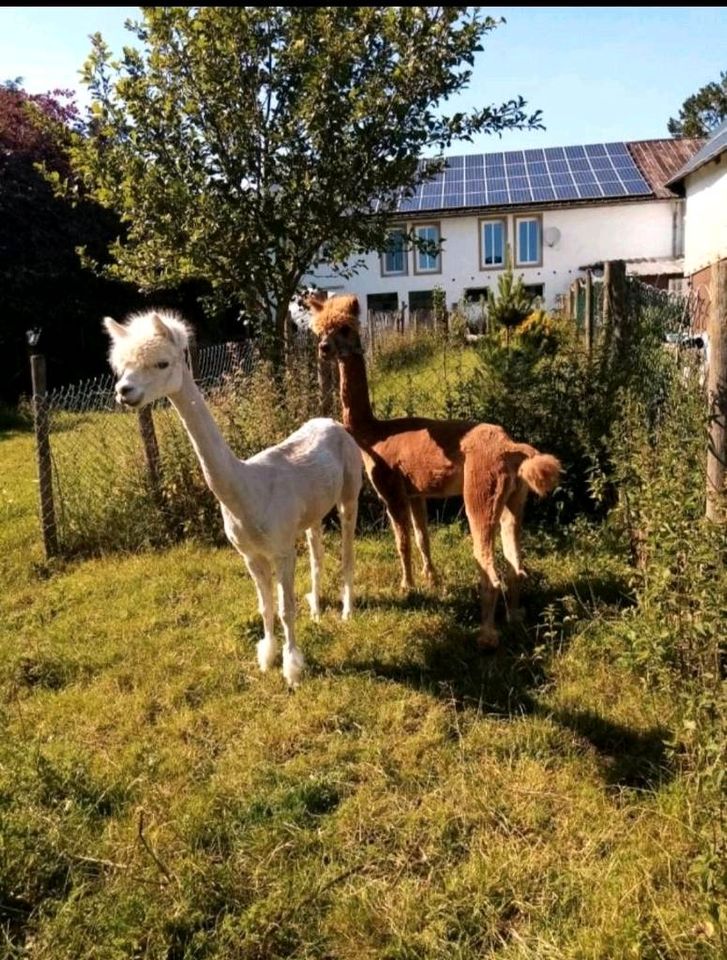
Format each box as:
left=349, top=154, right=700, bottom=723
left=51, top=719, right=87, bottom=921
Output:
left=682, top=160, right=727, bottom=275
left=306, top=199, right=679, bottom=311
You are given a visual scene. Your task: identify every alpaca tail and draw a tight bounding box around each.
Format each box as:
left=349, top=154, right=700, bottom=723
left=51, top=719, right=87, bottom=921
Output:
left=518, top=452, right=562, bottom=498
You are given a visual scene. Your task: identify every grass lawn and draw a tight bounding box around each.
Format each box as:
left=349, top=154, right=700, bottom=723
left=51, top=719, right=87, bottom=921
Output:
left=0, top=423, right=720, bottom=959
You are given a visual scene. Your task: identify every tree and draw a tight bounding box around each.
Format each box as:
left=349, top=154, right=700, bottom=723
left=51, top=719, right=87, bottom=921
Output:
left=0, top=81, right=121, bottom=399
left=69, top=6, right=542, bottom=357
left=668, top=70, right=727, bottom=139
left=487, top=246, right=533, bottom=343
left=1, top=79, right=235, bottom=401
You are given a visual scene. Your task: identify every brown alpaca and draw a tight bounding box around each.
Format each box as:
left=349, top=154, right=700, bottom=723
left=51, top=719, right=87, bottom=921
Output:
left=309, top=293, right=562, bottom=648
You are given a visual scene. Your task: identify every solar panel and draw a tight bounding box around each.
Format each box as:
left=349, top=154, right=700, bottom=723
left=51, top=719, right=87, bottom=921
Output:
left=392, top=141, right=653, bottom=212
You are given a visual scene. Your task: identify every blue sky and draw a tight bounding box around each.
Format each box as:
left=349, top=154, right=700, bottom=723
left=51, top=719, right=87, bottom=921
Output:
left=2, top=6, right=726, bottom=154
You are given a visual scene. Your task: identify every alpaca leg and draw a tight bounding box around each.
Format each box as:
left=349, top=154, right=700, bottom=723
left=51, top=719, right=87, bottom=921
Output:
left=463, top=460, right=511, bottom=649
left=409, top=497, right=438, bottom=586
left=369, top=464, right=414, bottom=591
left=386, top=500, right=414, bottom=592
left=500, top=482, right=529, bottom=622
left=338, top=497, right=359, bottom=620
left=275, top=553, right=305, bottom=688
left=244, top=554, right=277, bottom=672
left=305, top=525, right=324, bottom=621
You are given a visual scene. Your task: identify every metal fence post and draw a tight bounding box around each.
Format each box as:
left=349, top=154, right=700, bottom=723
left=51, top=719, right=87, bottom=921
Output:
left=706, top=260, right=727, bottom=522
left=30, top=352, right=59, bottom=558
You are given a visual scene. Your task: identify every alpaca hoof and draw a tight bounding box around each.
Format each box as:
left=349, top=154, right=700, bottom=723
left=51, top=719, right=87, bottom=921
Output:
left=305, top=591, right=321, bottom=621
left=477, top=627, right=500, bottom=651
left=256, top=637, right=278, bottom=673
left=283, top=647, right=305, bottom=689
left=341, top=604, right=352, bottom=621
left=399, top=580, right=415, bottom=594
left=424, top=568, right=440, bottom=588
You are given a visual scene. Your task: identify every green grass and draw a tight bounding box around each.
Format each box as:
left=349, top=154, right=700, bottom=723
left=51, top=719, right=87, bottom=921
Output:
left=368, top=332, right=480, bottom=419
left=0, top=426, right=721, bottom=959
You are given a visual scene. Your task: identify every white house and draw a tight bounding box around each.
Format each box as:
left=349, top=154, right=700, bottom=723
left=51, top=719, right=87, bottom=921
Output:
left=305, top=137, right=703, bottom=315
left=665, top=119, right=727, bottom=328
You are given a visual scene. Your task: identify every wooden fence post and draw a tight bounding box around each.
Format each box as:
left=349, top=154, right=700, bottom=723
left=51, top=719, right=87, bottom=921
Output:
left=138, top=407, right=162, bottom=493
left=603, top=259, right=627, bottom=347
left=584, top=270, right=594, bottom=353
left=317, top=353, right=335, bottom=417
left=187, top=342, right=200, bottom=382
left=367, top=309, right=376, bottom=360
left=30, top=352, right=59, bottom=558
left=706, top=260, right=727, bottom=521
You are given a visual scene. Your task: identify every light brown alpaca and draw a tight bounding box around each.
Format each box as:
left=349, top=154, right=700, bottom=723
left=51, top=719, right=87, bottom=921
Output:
left=309, top=293, right=562, bottom=648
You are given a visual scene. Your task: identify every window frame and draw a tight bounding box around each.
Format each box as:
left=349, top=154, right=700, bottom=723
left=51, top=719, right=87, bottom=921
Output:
left=464, top=286, right=491, bottom=304
left=412, top=222, right=442, bottom=276
left=478, top=217, right=508, bottom=271
left=380, top=225, right=409, bottom=277
left=515, top=214, right=543, bottom=268
left=408, top=289, right=434, bottom=312
left=367, top=292, right=400, bottom=313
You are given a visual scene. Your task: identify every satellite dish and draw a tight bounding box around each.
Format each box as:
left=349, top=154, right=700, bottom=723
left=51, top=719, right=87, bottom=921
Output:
left=543, top=227, right=561, bottom=247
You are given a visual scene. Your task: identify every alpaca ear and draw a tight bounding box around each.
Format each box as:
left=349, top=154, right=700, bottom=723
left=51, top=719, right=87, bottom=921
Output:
left=150, top=313, right=173, bottom=340
left=305, top=292, right=327, bottom=313
left=103, top=316, right=127, bottom=340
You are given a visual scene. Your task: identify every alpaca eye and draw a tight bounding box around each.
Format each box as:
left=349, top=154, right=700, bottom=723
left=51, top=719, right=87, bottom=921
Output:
left=156, top=361, right=169, bottom=370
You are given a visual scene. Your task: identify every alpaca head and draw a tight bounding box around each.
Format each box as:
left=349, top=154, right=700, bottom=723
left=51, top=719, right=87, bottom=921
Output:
left=309, top=294, right=362, bottom=359
left=102, top=309, right=192, bottom=408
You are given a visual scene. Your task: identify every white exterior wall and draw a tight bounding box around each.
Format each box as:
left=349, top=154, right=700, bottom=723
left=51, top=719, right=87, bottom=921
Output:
left=307, top=199, right=680, bottom=311
left=682, top=161, right=727, bottom=274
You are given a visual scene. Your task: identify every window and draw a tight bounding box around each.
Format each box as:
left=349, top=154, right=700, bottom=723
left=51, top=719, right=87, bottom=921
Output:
left=381, top=226, right=408, bottom=276
left=524, top=283, right=544, bottom=301
left=479, top=218, right=506, bottom=269
left=515, top=216, right=542, bottom=266
left=413, top=223, right=441, bottom=274
left=464, top=287, right=491, bottom=303
left=367, top=292, right=399, bottom=313
left=408, top=290, right=433, bottom=312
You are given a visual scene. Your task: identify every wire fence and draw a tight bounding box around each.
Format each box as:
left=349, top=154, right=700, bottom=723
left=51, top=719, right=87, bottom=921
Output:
left=27, top=271, right=706, bottom=559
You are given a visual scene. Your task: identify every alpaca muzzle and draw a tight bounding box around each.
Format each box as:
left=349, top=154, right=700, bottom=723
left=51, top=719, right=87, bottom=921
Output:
left=117, top=384, right=142, bottom=407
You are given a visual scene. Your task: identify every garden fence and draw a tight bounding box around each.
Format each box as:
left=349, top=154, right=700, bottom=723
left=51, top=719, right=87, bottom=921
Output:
left=28, top=267, right=716, bottom=560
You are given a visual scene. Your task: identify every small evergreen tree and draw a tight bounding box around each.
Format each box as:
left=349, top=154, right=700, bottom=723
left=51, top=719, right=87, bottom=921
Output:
left=487, top=246, right=532, bottom=342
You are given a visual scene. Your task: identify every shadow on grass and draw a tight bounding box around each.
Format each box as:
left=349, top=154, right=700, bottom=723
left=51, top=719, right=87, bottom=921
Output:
left=547, top=706, right=672, bottom=791
left=323, top=570, right=673, bottom=792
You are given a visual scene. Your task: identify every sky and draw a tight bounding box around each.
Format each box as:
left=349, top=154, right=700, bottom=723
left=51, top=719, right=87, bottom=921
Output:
left=1, top=6, right=726, bottom=155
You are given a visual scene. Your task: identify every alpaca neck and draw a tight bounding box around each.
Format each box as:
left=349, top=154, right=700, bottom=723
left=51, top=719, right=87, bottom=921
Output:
left=338, top=351, right=375, bottom=432
left=168, top=367, right=240, bottom=506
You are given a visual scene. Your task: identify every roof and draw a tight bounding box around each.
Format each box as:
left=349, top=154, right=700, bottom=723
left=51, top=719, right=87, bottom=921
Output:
left=579, top=256, right=684, bottom=276
left=627, top=139, right=704, bottom=198
left=665, top=119, right=727, bottom=191
left=375, top=138, right=705, bottom=216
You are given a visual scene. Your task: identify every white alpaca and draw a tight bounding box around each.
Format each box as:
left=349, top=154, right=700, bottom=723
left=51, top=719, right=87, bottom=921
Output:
left=103, top=309, right=363, bottom=688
